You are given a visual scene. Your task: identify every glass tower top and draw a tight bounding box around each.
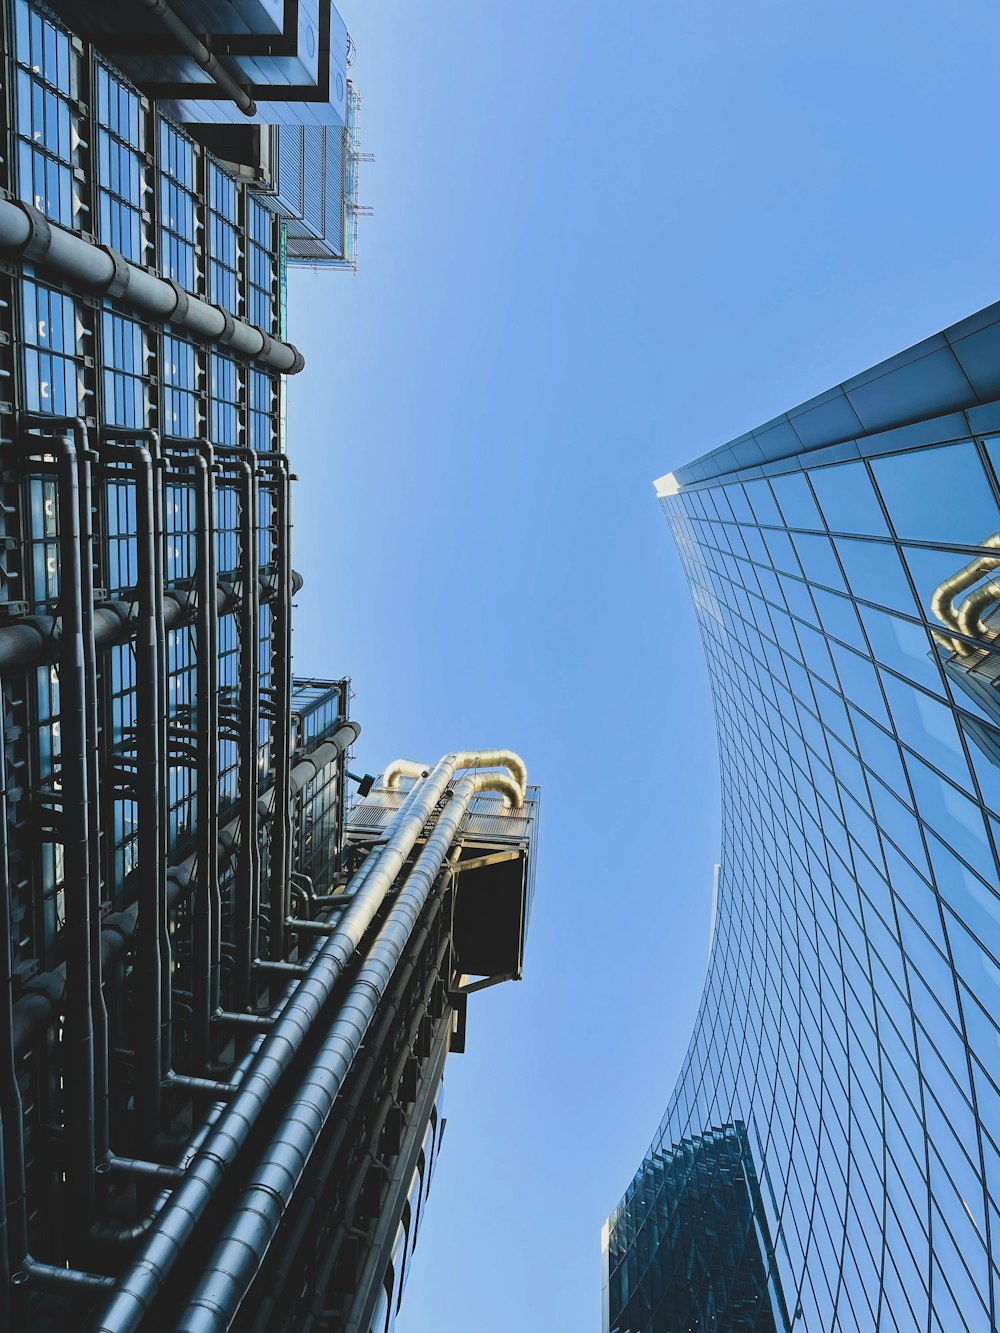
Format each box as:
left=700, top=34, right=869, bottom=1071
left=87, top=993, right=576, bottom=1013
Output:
left=607, top=301, right=1000, bottom=1333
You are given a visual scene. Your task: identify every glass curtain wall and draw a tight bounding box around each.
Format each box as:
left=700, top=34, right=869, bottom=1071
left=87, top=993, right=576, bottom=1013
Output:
left=607, top=312, right=1000, bottom=1333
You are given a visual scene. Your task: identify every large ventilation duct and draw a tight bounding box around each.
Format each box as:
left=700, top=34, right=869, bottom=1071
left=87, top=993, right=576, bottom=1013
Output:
left=929, top=533, right=1000, bottom=655
left=92, top=750, right=527, bottom=1333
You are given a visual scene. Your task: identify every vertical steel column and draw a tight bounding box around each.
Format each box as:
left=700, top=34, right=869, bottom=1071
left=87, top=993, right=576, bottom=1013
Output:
left=167, top=440, right=219, bottom=1069
left=259, top=454, right=292, bottom=961
left=0, top=742, right=26, bottom=1325
left=103, top=428, right=171, bottom=1082
left=97, top=441, right=163, bottom=1142
left=214, top=446, right=260, bottom=1011
left=23, top=416, right=110, bottom=1168
left=30, top=436, right=98, bottom=1246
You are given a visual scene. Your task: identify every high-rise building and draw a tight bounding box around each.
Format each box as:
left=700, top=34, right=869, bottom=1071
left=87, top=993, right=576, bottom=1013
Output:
left=606, top=302, right=1000, bottom=1332
left=0, top=3, right=539, bottom=1330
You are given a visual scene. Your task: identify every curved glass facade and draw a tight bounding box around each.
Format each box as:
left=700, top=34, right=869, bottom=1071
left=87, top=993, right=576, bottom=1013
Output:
left=606, top=304, right=1000, bottom=1333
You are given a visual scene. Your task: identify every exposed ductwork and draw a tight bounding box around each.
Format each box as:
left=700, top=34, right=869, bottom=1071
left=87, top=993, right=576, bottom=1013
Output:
left=0, top=197, right=303, bottom=373
left=384, top=749, right=527, bottom=806
left=91, top=750, right=527, bottom=1333
left=174, top=767, right=518, bottom=1332
left=930, top=533, right=1000, bottom=656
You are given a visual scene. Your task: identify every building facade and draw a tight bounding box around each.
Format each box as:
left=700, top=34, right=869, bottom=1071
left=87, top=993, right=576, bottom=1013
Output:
left=606, top=304, right=1000, bottom=1332
left=0, top=2, right=538, bottom=1330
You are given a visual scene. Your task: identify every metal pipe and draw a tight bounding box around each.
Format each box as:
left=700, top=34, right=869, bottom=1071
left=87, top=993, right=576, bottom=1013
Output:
left=98, top=441, right=164, bottom=1142
left=0, top=567, right=303, bottom=674
left=32, top=436, right=99, bottom=1247
left=956, top=575, right=1000, bottom=643
left=256, top=722, right=360, bottom=819
left=384, top=748, right=527, bottom=801
left=0, top=198, right=302, bottom=373
left=12, top=1259, right=116, bottom=1293
left=92, top=754, right=522, bottom=1331
left=103, top=428, right=172, bottom=1081
left=0, top=741, right=25, bottom=1322
left=929, top=533, right=1000, bottom=656
left=173, top=769, right=508, bottom=1330
left=139, top=0, right=257, bottom=115
left=19, top=418, right=111, bottom=1188
left=213, top=449, right=260, bottom=1011
left=8, top=722, right=360, bottom=1053
left=260, top=454, right=293, bottom=962
left=180, top=443, right=220, bottom=1070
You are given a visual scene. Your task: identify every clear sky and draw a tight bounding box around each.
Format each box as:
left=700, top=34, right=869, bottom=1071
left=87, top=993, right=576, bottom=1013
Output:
left=286, top=3, right=1000, bottom=1329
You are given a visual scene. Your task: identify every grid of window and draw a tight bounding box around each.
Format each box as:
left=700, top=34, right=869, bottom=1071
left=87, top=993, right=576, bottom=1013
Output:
left=95, top=63, right=145, bottom=263
left=218, top=612, right=239, bottom=814
left=158, top=121, right=198, bottom=290
left=247, top=197, right=275, bottom=332
left=608, top=428, right=1000, bottom=1333
left=258, top=485, right=274, bottom=568
left=258, top=600, right=272, bottom=778
left=249, top=369, right=275, bottom=454
left=103, top=471, right=137, bottom=594
left=207, top=163, right=240, bottom=314
left=162, top=334, right=200, bottom=438
left=13, top=0, right=77, bottom=226
left=209, top=353, right=241, bottom=446
left=101, top=308, right=145, bottom=427
left=297, top=766, right=341, bottom=894
left=21, top=278, right=81, bottom=415
left=26, top=473, right=59, bottom=609
left=164, top=479, right=195, bottom=584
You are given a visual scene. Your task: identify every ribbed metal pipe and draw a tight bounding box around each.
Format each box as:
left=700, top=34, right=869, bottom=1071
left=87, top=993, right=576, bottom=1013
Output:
left=956, top=574, right=1000, bottom=642
left=0, top=197, right=302, bottom=372
left=384, top=749, right=527, bottom=802
left=173, top=770, right=504, bottom=1330
left=930, top=533, right=1000, bottom=655
left=92, top=751, right=525, bottom=1332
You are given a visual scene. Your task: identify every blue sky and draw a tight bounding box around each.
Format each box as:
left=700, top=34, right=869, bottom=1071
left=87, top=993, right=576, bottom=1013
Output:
left=286, top=3, right=1000, bottom=1329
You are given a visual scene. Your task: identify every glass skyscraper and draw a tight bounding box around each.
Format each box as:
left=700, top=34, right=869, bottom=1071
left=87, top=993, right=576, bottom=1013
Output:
left=605, top=302, right=1000, bottom=1332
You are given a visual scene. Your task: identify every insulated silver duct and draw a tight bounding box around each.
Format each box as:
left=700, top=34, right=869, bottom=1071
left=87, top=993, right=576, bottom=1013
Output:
left=930, top=533, right=1000, bottom=656
left=384, top=748, right=527, bottom=804
left=173, top=768, right=514, bottom=1333
left=0, top=198, right=303, bottom=373
left=92, top=750, right=527, bottom=1333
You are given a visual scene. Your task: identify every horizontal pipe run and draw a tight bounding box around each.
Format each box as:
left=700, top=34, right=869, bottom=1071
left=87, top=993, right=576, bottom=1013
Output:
left=212, top=1012, right=275, bottom=1032
left=0, top=571, right=303, bottom=675
left=162, top=1073, right=236, bottom=1100
left=284, top=917, right=350, bottom=936
left=12, top=1259, right=116, bottom=1292
left=101, top=1158, right=186, bottom=1185
left=0, top=197, right=301, bottom=372
left=252, top=960, right=312, bottom=978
